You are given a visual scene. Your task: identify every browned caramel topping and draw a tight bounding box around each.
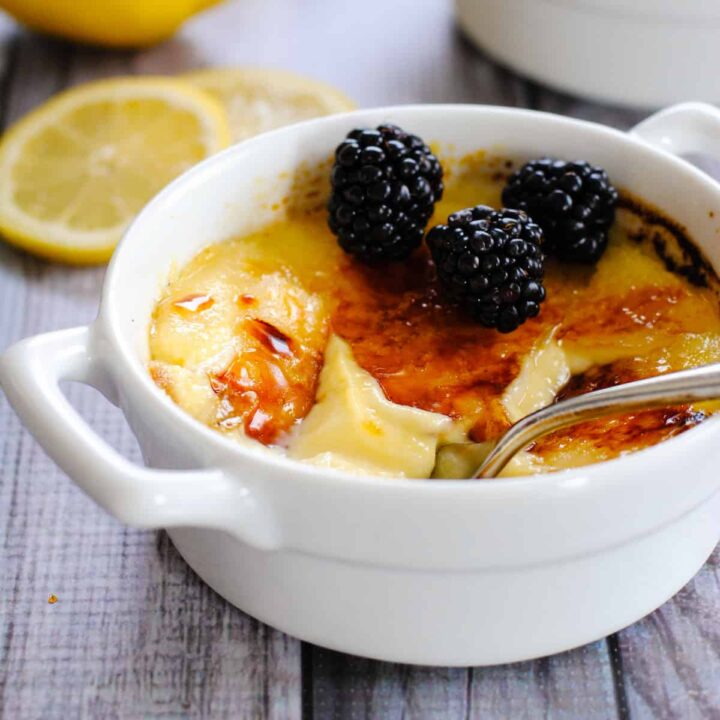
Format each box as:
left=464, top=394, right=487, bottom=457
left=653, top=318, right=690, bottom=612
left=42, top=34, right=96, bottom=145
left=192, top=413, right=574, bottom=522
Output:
left=210, top=319, right=321, bottom=444
left=557, top=286, right=687, bottom=341
left=534, top=362, right=706, bottom=459
left=534, top=406, right=704, bottom=458
left=246, top=318, right=294, bottom=357
left=238, top=293, right=256, bottom=306
left=331, top=249, right=548, bottom=439
left=330, top=238, right=718, bottom=451
left=172, top=293, right=214, bottom=313
left=557, top=362, right=644, bottom=398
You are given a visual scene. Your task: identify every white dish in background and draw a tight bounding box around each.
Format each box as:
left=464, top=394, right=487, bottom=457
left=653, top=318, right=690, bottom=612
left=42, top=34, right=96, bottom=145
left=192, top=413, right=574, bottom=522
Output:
left=456, top=0, right=720, bottom=108
left=2, top=103, right=720, bottom=665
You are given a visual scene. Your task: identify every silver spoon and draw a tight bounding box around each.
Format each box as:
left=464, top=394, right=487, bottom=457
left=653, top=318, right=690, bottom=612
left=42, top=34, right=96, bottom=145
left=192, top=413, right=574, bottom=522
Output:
left=433, top=363, right=720, bottom=480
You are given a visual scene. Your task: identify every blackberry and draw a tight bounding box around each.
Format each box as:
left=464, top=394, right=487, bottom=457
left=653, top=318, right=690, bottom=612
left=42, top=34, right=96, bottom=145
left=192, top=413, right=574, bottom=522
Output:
left=427, top=206, right=546, bottom=333
left=502, top=158, right=618, bottom=263
left=327, top=124, right=443, bottom=262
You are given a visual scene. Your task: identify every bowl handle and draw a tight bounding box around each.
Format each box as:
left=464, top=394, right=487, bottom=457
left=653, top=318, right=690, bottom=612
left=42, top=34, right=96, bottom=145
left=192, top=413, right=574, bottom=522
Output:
left=630, top=102, right=720, bottom=165
left=0, top=326, right=279, bottom=549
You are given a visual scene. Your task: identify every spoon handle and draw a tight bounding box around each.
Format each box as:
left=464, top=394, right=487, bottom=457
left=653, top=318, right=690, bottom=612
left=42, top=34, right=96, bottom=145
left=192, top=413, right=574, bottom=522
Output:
left=475, top=363, right=720, bottom=479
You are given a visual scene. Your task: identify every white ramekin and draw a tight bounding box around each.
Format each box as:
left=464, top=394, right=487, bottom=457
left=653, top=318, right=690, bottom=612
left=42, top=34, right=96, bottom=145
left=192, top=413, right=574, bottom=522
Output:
left=456, top=0, right=720, bottom=108
left=2, top=103, right=720, bottom=666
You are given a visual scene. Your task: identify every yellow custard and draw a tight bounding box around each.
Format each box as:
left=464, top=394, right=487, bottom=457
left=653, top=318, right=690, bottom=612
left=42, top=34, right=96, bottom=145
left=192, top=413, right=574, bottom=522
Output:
left=149, top=155, right=720, bottom=478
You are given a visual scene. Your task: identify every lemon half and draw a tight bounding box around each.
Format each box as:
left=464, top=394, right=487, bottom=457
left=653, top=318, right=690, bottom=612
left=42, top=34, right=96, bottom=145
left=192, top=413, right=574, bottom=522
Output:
left=0, top=0, right=222, bottom=48
left=183, top=67, right=356, bottom=143
left=0, top=77, right=230, bottom=264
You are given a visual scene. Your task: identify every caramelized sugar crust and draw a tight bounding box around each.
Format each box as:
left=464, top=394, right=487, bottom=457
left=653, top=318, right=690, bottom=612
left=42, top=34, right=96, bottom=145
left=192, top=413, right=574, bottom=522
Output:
left=210, top=318, right=322, bottom=444
left=331, top=250, right=545, bottom=441
left=330, top=246, right=716, bottom=448
left=533, top=363, right=706, bottom=458
left=149, top=154, right=720, bottom=466
left=330, top=187, right=720, bottom=455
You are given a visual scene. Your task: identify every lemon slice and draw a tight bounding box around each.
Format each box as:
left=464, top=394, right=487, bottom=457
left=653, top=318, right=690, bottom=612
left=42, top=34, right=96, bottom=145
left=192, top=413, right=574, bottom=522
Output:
left=0, top=77, right=230, bottom=264
left=183, top=67, right=356, bottom=142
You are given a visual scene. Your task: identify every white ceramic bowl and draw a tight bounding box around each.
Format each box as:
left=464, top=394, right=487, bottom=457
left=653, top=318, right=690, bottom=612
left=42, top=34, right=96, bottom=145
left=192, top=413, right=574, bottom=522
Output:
left=3, top=103, right=720, bottom=666
left=457, top=0, right=720, bottom=108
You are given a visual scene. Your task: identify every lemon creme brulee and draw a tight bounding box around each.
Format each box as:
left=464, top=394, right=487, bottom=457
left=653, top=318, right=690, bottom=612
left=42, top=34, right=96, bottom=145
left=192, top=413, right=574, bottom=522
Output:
left=149, top=153, right=720, bottom=478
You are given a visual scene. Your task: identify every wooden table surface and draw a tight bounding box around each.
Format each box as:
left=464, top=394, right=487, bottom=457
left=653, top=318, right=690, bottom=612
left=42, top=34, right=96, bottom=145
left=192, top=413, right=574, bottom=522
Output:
left=1, top=1, right=719, bottom=717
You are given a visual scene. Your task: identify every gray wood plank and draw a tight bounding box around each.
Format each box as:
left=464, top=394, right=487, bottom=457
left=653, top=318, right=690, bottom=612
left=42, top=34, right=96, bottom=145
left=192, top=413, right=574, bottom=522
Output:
left=525, top=79, right=646, bottom=131
left=0, top=14, right=16, bottom=112
left=309, top=641, right=620, bottom=720
left=309, top=651, right=469, bottom=719
left=1, top=31, right=70, bottom=120
left=614, top=545, right=720, bottom=720
left=467, top=642, right=621, bottom=720
left=0, top=25, right=301, bottom=720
